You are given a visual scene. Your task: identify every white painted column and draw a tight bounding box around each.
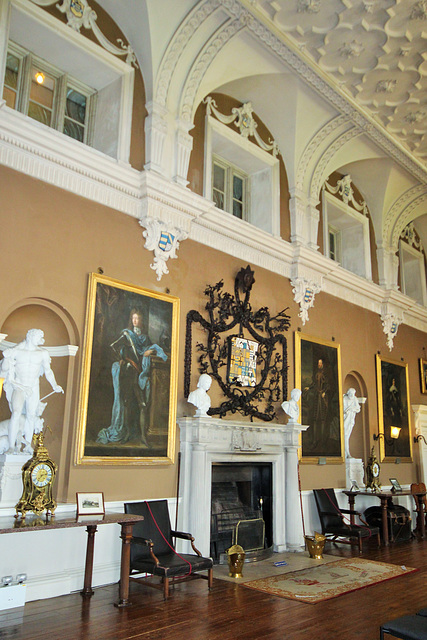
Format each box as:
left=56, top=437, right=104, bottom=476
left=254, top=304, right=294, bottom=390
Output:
left=283, top=424, right=308, bottom=551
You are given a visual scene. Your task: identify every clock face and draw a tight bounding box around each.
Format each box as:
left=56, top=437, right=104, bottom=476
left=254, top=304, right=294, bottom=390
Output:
left=31, top=463, right=53, bottom=488
left=372, top=462, right=380, bottom=478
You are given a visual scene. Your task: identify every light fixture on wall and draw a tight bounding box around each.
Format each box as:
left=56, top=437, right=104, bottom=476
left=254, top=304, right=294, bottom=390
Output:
left=414, top=434, right=427, bottom=445
left=35, top=71, right=45, bottom=85
left=373, top=426, right=401, bottom=446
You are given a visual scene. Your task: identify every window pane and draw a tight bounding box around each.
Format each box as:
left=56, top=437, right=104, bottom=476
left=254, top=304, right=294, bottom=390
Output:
left=213, top=163, right=225, bottom=191
left=213, top=189, right=224, bottom=210
left=30, top=67, right=55, bottom=109
left=5, top=53, right=19, bottom=89
left=3, top=52, right=20, bottom=108
left=233, top=200, right=243, bottom=219
left=65, top=88, right=86, bottom=124
left=233, top=175, right=243, bottom=202
left=28, top=101, right=52, bottom=126
left=63, top=117, right=84, bottom=142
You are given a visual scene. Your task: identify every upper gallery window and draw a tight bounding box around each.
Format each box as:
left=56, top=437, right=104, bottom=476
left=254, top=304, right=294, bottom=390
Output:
left=322, top=174, right=372, bottom=280
left=204, top=97, right=280, bottom=235
left=399, top=223, right=427, bottom=306
left=4, top=42, right=95, bottom=145
left=1, top=0, right=136, bottom=162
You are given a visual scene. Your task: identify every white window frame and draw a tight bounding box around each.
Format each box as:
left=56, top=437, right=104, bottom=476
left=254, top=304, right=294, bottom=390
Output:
left=399, top=240, right=427, bottom=306
left=212, top=154, right=248, bottom=220
left=5, top=41, right=96, bottom=145
left=328, top=224, right=341, bottom=263
left=0, top=0, right=134, bottom=162
left=322, top=189, right=372, bottom=280
left=204, top=115, right=280, bottom=235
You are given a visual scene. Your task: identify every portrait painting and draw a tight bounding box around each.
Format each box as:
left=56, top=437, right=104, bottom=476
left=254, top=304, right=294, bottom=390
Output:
left=376, top=355, right=412, bottom=462
left=419, top=358, right=427, bottom=394
left=76, top=273, right=179, bottom=465
left=295, top=333, right=344, bottom=462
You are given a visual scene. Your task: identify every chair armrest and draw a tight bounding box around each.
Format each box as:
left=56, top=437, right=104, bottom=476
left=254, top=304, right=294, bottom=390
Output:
left=171, top=530, right=194, bottom=541
left=340, top=509, right=362, bottom=516
left=132, top=536, right=152, bottom=546
left=171, top=529, right=202, bottom=557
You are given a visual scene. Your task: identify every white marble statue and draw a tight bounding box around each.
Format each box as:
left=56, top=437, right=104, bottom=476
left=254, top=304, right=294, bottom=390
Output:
left=343, top=387, right=361, bottom=458
left=188, top=373, right=212, bottom=418
left=281, top=388, right=302, bottom=424
left=0, top=329, right=63, bottom=454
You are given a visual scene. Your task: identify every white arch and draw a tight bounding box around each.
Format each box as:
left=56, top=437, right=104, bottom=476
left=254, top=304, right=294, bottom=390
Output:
left=383, top=185, right=427, bottom=250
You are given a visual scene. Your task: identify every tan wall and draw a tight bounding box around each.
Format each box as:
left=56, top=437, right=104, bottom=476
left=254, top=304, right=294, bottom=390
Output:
left=0, top=165, right=425, bottom=504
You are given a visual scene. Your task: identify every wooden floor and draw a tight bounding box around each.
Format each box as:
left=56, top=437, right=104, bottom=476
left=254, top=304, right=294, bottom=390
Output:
left=2, top=537, right=427, bottom=640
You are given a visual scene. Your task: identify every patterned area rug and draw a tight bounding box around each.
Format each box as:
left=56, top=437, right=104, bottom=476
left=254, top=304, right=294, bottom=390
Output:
left=243, top=558, right=417, bottom=604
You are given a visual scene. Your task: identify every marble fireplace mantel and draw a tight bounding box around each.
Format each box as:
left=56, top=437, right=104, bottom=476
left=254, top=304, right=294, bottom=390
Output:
left=177, top=417, right=308, bottom=558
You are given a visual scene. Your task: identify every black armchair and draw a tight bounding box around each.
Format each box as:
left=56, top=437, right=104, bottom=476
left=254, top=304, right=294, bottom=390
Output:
left=313, top=488, right=380, bottom=553
left=124, top=500, right=213, bottom=599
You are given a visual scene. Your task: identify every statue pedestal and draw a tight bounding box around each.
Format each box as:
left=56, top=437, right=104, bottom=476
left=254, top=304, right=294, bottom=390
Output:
left=346, top=457, right=364, bottom=489
left=0, top=453, right=29, bottom=507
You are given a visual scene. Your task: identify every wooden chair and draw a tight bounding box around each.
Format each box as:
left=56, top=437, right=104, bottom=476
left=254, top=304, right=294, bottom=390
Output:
left=313, top=488, right=380, bottom=553
left=380, top=614, right=427, bottom=639
left=410, top=482, right=427, bottom=536
left=124, top=500, right=213, bottom=599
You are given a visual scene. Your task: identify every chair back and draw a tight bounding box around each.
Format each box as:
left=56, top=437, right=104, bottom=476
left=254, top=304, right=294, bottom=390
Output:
left=411, top=482, right=427, bottom=511
left=313, top=488, right=343, bottom=531
left=124, top=500, right=173, bottom=560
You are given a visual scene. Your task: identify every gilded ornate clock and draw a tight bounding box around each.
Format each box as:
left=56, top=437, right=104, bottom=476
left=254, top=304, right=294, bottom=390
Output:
left=365, top=446, right=381, bottom=492
left=15, top=431, right=57, bottom=518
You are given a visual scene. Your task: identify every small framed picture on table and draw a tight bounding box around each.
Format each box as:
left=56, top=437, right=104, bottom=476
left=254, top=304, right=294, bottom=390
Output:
left=76, top=492, right=105, bottom=516
left=389, top=478, right=402, bottom=492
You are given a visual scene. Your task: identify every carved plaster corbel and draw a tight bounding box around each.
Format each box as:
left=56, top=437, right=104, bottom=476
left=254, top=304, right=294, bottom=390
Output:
left=291, top=277, right=322, bottom=325
left=381, top=310, right=403, bottom=351
left=140, top=217, right=188, bottom=281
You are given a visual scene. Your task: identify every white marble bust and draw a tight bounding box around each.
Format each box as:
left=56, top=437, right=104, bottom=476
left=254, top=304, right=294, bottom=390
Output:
left=188, top=373, right=212, bottom=418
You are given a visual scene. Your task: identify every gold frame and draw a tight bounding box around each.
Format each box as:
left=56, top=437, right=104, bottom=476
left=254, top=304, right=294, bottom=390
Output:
left=419, top=358, right=427, bottom=394
left=76, top=273, right=179, bottom=465
left=295, top=332, right=344, bottom=464
left=376, top=354, right=412, bottom=463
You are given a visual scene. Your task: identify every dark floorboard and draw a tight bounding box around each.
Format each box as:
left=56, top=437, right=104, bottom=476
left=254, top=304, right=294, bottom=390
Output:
left=2, top=537, right=427, bottom=639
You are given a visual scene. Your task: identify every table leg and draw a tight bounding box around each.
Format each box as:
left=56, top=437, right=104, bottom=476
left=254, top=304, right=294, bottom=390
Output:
left=81, top=524, right=97, bottom=598
left=115, top=521, right=134, bottom=608
left=380, top=496, right=389, bottom=546
left=419, top=497, right=426, bottom=538
left=348, top=494, right=355, bottom=526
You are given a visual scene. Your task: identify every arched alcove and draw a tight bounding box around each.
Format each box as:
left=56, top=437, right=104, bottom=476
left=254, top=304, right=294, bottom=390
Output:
left=0, top=299, right=79, bottom=501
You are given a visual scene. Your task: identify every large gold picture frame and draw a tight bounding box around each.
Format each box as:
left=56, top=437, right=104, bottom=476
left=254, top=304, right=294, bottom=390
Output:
left=76, top=273, right=179, bottom=465
left=419, top=358, right=427, bottom=394
left=295, top=332, right=344, bottom=463
left=376, top=354, right=412, bottom=463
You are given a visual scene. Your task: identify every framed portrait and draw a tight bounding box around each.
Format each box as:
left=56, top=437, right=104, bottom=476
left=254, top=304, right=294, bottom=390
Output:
left=76, top=492, right=105, bottom=516
left=419, top=358, right=427, bottom=394
left=76, top=273, right=179, bottom=465
left=376, top=355, right=412, bottom=462
left=295, top=333, right=344, bottom=462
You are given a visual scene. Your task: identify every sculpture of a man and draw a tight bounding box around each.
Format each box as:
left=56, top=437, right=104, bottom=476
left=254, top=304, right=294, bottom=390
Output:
left=0, top=329, right=63, bottom=454
left=281, top=388, right=302, bottom=424
left=188, top=374, right=212, bottom=418
left=343, top=387, right=360, bottom=458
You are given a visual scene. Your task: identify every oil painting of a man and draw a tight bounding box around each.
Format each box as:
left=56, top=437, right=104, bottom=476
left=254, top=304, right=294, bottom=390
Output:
left=297, top=335, right=343, bottom=459
left=77, top=275, right=179, bottom=464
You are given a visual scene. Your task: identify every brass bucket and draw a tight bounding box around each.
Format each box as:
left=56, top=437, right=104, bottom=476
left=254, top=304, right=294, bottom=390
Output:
left=305, top=532, right=326, bottom=559
left=227, top=544, right=245, bottom=578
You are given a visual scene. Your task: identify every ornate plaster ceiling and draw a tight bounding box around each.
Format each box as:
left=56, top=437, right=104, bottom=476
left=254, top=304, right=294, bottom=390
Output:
left=254, top=0, right=427, bottom=163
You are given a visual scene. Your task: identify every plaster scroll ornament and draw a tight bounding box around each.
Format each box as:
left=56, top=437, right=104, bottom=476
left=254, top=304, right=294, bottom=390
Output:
left=0, top=329, right=69, bottom=454
left=281, top=388, right=302, bottom=424
left=381, top=312, right=403, bottom=351
left=204, top=96, right=279, bottom=156
left=291, top=277, right=322, bottom=326
left=30, top=0, right=137, bottom=66
left=188, top=373, right=212, bottom=418
left=140, top=218, right=188, bottom=281
left=343, top=388, right=361, bottom=459
left=323, top=174, right=368, bottom=215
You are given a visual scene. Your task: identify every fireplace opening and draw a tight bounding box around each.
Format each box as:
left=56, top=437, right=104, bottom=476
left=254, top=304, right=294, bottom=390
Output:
left=210, top=462, right=272, bottom=562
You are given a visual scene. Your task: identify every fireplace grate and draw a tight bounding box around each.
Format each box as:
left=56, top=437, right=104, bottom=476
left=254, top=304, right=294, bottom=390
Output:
left=235, top=517, right=265, bottom=552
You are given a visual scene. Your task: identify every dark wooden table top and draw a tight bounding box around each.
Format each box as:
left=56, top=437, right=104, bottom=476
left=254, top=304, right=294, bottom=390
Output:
left=0, top=511, right=143, bottom=534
